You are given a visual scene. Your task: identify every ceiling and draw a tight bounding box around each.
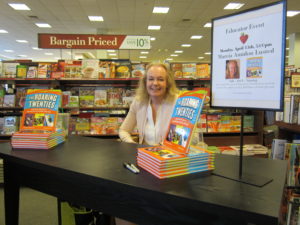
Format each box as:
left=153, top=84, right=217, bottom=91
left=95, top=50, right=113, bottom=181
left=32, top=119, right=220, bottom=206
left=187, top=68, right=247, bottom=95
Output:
left=0, top=0, right=299, bottom=63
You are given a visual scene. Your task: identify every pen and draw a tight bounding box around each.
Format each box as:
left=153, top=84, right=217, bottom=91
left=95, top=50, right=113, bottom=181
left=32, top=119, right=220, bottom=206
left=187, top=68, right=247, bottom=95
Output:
left=130, top=163, right=140, bottom=173
left=123, top=162, right=138, bottom=174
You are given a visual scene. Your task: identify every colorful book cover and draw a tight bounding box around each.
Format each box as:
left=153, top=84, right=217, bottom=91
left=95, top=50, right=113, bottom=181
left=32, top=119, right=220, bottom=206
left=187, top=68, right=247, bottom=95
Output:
left=3, top=94, right=16, bottom=107
left=16, top=65, right=28, bottom=78
left=163, top=90, right=207, bottom=154
left=3, top=62, right=19, bottom=78
left=115, top=61, right=131, bottom=78
left=94, top=88, right=108, bottom=106
left=131, top=63, right=145, bottom=78
left=37, top=63, right=51, bottom=78
left=3, top=116, right=19, bottom=134
left=246, top=57, right=263, bottom=78
left=182, top=63, right=196, bottom=78
left=0, top=87, right=4, bottom=107
left=64, top=60, right=82, bottom=79
left=196, top=64, right=210, bottom=78
left=20, top=89, right=61, bottom=132
left=79, top=88, right=95, bottom=107
left=171, top=63, right=183, bottom=78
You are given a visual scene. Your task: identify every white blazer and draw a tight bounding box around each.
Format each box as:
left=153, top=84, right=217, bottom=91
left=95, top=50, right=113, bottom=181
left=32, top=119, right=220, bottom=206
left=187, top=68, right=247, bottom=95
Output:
left=119, top=97, right=177, bottom=144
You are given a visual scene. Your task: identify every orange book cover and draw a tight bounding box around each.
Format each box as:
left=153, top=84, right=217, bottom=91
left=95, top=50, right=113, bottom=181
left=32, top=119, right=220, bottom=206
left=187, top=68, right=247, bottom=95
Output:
left=19, top=89, right=61, bottom=132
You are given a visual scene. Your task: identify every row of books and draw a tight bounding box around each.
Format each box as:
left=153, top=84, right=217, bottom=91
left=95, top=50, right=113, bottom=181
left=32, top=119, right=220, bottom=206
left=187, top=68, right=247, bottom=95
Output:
left=0, top=87, right=136, bottom=108
left=197, top=114, right=254, bottom=133
left=276, top=94, right=300, bottom=124
left=69, top=116, right=127, bottom=135
left=207, top=144, right=268, bottom=156
left=171, top=63, right=210, bottom=79
left=0, top=60, right=211, bottom=80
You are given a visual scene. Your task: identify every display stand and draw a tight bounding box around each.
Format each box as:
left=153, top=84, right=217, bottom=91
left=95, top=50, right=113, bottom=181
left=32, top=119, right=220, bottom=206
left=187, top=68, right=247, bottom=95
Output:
left=213, top=110, right=273, bottom=187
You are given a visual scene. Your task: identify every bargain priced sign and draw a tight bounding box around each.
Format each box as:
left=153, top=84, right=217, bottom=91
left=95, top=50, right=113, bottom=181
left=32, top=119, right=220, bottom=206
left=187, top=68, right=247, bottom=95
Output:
left=38, top=34, right=151, bottom=50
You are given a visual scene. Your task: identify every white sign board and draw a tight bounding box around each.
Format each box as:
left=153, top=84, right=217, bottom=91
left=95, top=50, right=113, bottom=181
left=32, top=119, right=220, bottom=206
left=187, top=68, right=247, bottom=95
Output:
left=211, top=1, right=286, bottom=110
left=120, top=36, right=151, bottom=49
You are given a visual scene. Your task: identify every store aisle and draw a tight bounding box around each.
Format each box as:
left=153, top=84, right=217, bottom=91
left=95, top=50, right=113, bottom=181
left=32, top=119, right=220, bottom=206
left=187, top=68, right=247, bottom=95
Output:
left=0, top=187, right=58, bottom=225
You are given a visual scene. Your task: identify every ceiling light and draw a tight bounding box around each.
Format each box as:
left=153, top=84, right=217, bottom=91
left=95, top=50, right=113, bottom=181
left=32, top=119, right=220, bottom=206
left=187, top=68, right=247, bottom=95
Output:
left=8, top=3, right=30, bottom=10
left=175, top=50, right=183, bottom=53
left=88, top=16, right=104, bottom=21
left=32, top=47, right=42, bottom=50
left=153, top=7, right=169, bottom=14
left=4, top=50, right=14, bottom=52
left=205, top=52, right=211, bottom=55
left=170, top=54, right=178, bottom=57
left=286, top=37, right=289, bottom=40
left=286, top=55, right=289, bottom=58
left=148, top=25, right=161, bottom=30
left=198, top=56, right=204, bottom=59
left=181, top=44, right=191, bottom=47
left=16, top=40, right=28, bottom=43
left=166, top=58, right=173, bottom=61
left=191, top=35, right=203, bottom=39
left=140, top=51, right=149, bottom=54
left=139, top=56, right=147, bottom=59
left=35, top=23, right=52, bottom=28
left=287, top=11, right=300, bottom=17
left=107, top=50, right=116, bottom=52
left=0, top=29, right=8, bottom=33
left=109, top=53, right=117, bottom=56
left=286, top=48, right=289, bottom=50
left=224, top=3, right=244, bottom=10
left=18, top=55, right=27, bottom=57
left=54, top=57, right=61, bottom=60
left=111, top=57, right=118, bottom=60
left=204, top=23, right=212, bottom=28
left=150, top=37, right=156, bottom=41
left=45, top=53, right=53, bottom=55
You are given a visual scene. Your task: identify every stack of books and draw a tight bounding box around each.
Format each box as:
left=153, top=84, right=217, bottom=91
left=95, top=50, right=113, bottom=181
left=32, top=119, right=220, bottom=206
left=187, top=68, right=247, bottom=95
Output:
left=137, top=146, right=215, bottom=179
left=137, top=89, right=215, bottom=179
left=11, top=129, right=66, bottom=150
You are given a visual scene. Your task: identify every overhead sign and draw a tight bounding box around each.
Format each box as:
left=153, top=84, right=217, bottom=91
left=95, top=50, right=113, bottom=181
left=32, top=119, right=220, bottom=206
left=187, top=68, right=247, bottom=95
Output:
left=38, top=34, right=151, bottom=50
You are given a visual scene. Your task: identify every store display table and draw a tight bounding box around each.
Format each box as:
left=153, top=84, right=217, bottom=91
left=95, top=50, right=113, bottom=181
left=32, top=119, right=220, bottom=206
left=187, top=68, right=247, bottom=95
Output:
left=0, top=136, right=287, bottom=225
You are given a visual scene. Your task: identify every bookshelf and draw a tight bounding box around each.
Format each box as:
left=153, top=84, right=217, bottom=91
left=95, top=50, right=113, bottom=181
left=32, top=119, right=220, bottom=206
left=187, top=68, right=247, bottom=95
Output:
left=0, top=64, right=264, bottom=145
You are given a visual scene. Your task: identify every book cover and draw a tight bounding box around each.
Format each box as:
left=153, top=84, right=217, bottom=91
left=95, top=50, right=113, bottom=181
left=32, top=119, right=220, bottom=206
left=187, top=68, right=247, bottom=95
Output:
left=51, top=60, right=65, bottom=79
left=69, top=96, right=79, bottom=107
left=3, top=62, right=19, bottom=78
left=115, top=60, right=131, bottom=78
left=196, top=64, right=210, bottom=79
left=182, top=63, right=196, bottom=78
left=131, top=63, right=145, bottom=78
left=19, top=89, right=61, bottom=132
left=3, top=116, right=19, bottom=134
left=37, top=63, right=51, bottom=78
left=163, top=90, right=207, bottom=154
left=271, top=139, right=287, bottom=160
left=246, top=57, right=263, bottom=78
left=64, top=60, right=82, bottom=79
left=26, top=66, right=38, bottom=78
left=79, top=88, right=95, bottom=107
left=0, top=88, right=5, bottom=107
left=94, top=88, right=108, bottom=107
left=171, top=63, right=183, bottom=78
left=16, top=65, right=28, bottom=78
left=82, top=59, right=99, bottom=79
left=3, top=94, right=16, bottom=107
left=15, top=88, right=27, bottom=107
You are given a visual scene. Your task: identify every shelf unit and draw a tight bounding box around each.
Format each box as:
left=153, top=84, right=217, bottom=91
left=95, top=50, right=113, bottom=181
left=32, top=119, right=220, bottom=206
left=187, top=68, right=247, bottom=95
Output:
left=0, top=78, right=264, bottom=145
left=275, top=121, right=300, bottom=141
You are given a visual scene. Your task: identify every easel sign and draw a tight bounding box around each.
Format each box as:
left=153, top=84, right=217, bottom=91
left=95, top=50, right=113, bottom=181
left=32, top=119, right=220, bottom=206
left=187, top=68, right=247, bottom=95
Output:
left=211, top=1, right=286, bottom=111
left=210, top=0, right=286, bottom=186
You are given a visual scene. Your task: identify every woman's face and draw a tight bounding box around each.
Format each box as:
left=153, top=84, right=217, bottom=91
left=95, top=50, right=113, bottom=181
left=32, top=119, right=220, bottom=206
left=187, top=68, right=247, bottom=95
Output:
left=146, top=65, right=167, bottom=100
left=228, top=62, right=237, bottom=77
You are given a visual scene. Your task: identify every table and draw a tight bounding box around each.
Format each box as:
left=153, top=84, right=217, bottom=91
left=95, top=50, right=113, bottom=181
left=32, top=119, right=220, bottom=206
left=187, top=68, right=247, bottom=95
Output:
left=0, top=136, right=287, bottom=225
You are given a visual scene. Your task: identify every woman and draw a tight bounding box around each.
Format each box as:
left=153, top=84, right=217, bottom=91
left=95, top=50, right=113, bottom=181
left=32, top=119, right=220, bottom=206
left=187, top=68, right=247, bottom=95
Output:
left=119, top=63, right=179, bottom=145
left=225, top=60, right=240, bottom=79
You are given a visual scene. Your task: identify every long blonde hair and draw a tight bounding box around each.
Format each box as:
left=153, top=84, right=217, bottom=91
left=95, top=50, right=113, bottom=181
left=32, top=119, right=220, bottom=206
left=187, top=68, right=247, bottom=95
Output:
left=135, top=63, right=178, bottom=103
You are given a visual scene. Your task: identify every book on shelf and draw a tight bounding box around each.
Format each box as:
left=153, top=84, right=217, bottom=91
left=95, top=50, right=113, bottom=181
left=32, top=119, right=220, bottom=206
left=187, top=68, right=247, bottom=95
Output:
left=137, top=89, right=215, bottom=179
left=37, top=63, right=51, bottom=78
left=64, top=60, right=82, bottom=79
left=0, top=117, right=4, bottom=134
left=16, top=65, right=28, bottom=78
left=196, top=64, right=210, bottom=79
left=107, top=88, right=123, bottom=106
left=94, top=88, right=108, bottom=107
left=3, top=94, right=16, bottom=107
left=115, top=60, right=131, bottom=78
left=0, top=87, right=5, bottom=107
left=26, top=66, right=38, bottom=78
left=79, top=88, right=95, bottom=108
left=68, top=96, right=79, bottom=108
left=3, top=116, right=19, bottom=135
left=2, top=62, right=19, bottom=78
left=51, top=60, right=65, bottom=79
left=182, top=63, right=196, bottom=78
left=131, top=63, right=145, bottom=78
left=62, top=91, right=72, bottom=107
left=171, top=63, right=183, bottom=78
left=99, top=61, right=111, bottom=78
left=271, top=139, right=287, bottom=160
left=82, top=59, right=99, bottom=79
left=15, top=88, right=27, bottom=107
